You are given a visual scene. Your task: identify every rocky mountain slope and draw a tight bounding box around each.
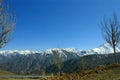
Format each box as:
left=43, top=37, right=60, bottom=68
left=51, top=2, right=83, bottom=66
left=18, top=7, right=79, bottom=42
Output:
left=0, top=43, right=120, bottom=61
left=0, top=43, right=120, bottom=75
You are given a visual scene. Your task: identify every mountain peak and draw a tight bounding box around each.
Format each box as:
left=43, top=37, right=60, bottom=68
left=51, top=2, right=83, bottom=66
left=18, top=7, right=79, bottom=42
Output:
left=92, top=43, right=120, bottom=54
left=0, top=43, right=120, bottom=56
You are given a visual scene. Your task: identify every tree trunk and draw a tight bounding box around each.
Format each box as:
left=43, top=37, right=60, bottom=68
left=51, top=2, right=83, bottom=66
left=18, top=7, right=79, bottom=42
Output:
left=58, top=69, right=63, bottom=80
left=113, top=46, right=118, bottom=64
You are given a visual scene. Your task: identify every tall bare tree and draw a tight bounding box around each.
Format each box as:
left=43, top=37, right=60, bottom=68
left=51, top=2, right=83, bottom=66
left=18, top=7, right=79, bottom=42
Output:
left=52, top=50, right=63, bottom=76
left=101, top=13, right=120, bottom=63
left=0, top=0, right=16, bottom=48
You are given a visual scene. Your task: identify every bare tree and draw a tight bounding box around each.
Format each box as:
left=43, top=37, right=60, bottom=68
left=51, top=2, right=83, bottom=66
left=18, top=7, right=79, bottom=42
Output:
left=101, top=13, right=120, bottom=63
left=52, top=50, right=63, bottom=76
left=0, top=0, right=16, bottom=48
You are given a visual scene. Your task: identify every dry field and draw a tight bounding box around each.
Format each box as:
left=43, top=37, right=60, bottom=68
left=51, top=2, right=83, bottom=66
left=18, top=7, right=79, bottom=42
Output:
left=0, top=64, right=120, bottom=80
left=49, top=64, right=120, bottom=80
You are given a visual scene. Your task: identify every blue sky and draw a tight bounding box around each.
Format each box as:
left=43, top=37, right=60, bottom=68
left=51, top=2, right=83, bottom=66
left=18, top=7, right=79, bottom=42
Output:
left=3, top=0, right=120, bottom=50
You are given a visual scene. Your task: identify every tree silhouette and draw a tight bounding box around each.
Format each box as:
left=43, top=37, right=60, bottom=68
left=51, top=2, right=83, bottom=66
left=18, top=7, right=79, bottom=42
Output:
left=52, top=49, right=63, bottom=76
left=0, top=0, right=16, bottom=48
left=101, top=13, right=120, bottom=63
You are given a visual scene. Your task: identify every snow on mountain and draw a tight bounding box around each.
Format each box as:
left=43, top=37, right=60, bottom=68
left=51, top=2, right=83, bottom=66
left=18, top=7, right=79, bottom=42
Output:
left=0, top=43, right=120, bottom=57
left=1, top=43, right=120, bottom=75
left=92, top=43, right=120, bottom=54
left=0, top=50, right=39, bottom=56
left=43, top=48, right=81, bottom=56
left=44, top=48, right=80, bottom=53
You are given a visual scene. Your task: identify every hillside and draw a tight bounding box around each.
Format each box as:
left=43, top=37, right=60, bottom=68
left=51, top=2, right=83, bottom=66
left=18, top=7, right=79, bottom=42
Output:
left=49, top=64, right=120, bottom=80
left=0, top=43, right=120, bottom=75
left=0, top=70, right=14, bottom=75
left=0, top=64, right=120, bottom=80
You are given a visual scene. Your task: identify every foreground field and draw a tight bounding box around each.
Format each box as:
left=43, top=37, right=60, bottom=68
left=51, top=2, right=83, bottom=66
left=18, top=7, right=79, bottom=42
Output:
left=50, top=64, right=120, bottom=80
left=0, top=64, right=120, bottom=80
left=0, top=70, right=14, bottom=75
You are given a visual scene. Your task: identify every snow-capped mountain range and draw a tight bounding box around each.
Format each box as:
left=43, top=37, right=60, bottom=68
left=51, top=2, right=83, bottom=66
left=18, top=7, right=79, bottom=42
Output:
left=0, top=43, right=120, bottom=74
left=0, top=43, right=120, bottom=56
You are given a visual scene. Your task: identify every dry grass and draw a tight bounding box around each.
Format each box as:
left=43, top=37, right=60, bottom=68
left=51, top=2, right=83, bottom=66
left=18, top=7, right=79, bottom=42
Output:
left=0, top=70, right=14, bottom=75
left=47, top=64, right=120, bottom=80
left=1, top=64, right=120, bottom=80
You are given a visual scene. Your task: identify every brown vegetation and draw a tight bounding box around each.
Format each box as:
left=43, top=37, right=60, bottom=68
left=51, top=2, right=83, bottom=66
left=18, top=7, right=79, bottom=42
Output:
left=0, top=64, right=120, bottom=80
left=0, top=69, right=14, bottom=75
left=47, top=64, right=120, bottom=80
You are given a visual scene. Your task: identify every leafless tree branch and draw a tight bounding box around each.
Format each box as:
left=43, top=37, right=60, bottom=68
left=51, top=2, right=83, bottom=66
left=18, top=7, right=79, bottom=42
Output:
left=101, top=12, right=120, bottom=63
left=0, top=0, right=16, bottom=48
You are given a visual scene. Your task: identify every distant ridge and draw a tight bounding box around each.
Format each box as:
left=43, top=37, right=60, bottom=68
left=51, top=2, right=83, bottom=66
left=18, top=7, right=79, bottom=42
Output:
left=0, top=43, right=120, bottom=56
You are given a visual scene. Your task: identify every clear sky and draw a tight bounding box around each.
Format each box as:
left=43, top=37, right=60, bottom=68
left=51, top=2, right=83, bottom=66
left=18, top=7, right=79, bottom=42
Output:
left=2, top=0, right=120, bottom=50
